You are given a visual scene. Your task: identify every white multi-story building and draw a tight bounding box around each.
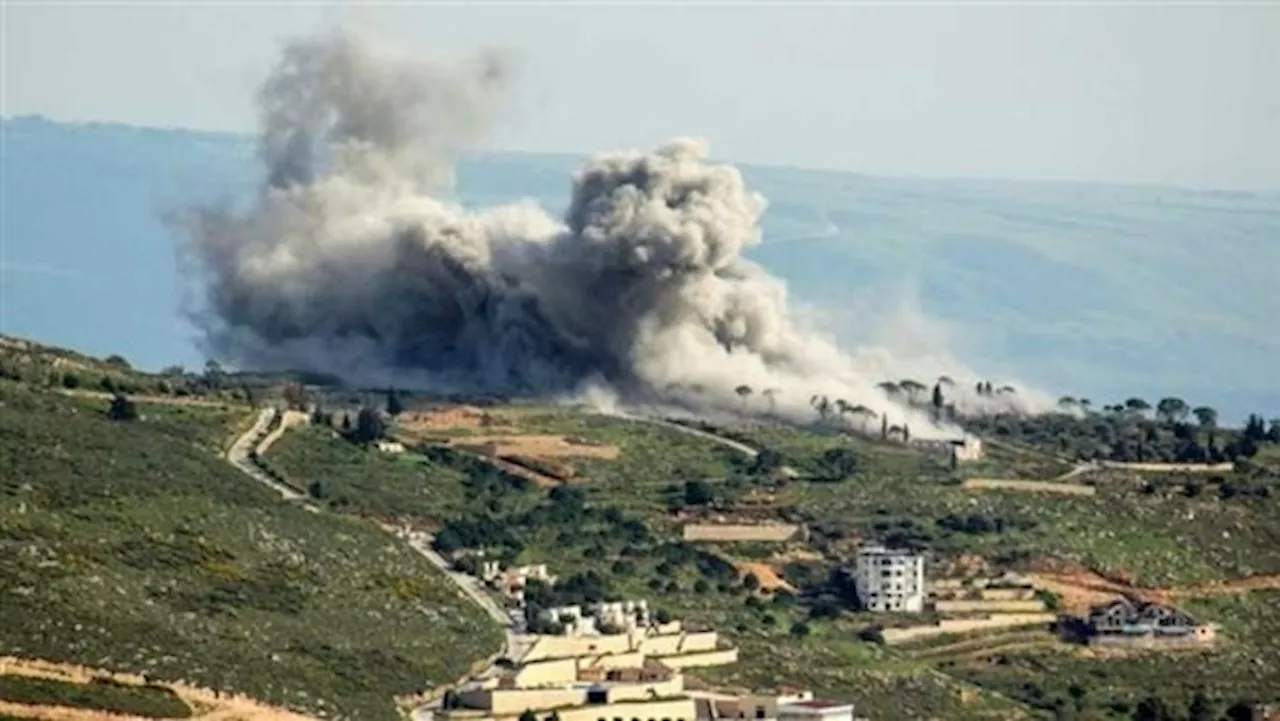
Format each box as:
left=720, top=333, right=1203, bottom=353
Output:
left=854, top=545, right=925, bottom=613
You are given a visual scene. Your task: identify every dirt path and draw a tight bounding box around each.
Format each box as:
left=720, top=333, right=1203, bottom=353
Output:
left=1028, top=567, right=1280, bottom=615
left=55, top=389, right=247, bottom=409
left=226, top=408, right=309, bottom=503
left=0, top=656, right=313, bottom=721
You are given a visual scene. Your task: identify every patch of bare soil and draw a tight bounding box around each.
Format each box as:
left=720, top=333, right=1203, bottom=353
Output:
left=0, top=657, right=312, bottom=721
left=397, top=406, right=511, bottom=434
left=1026, top=558, right=1280, bottom=616
left=735, top=561, right=795, bottom=593
left=449, top=435, right=619, bottom=459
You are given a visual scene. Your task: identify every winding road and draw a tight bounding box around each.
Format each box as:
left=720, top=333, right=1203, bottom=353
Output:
left=221, top=407, right=526, bottom=716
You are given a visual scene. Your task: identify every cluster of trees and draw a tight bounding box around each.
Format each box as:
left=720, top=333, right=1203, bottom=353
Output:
left=969, top=398, right=1280, bottom=466
left=936, top=513, right=1036, bottom=535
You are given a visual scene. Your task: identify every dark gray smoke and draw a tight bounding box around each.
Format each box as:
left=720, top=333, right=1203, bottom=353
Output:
left=178, top=30, right=1049, bottom=436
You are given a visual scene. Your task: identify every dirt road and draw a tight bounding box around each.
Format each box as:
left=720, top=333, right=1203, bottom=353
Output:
left=227, top=408, right=308, bottom=503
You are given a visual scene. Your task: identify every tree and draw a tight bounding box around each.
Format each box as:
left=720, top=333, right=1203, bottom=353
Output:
left=761, top=388, right=779, bottom=413
left=519, top=710, right=539, bottom=721
left=742, top=573, right=760, bottom=591
left=849, top=404, right=876, bottom=430
left=203, top=359, right=224, bottom=389
left=1187, top=691, right=1217, bottom=721
left=684, top=479, right=714, bottom=506
left=103, top=354, right=131, bottom=369
left=1058, top=396, right=1077, bottom=411
left=789, top=621, right=810, bottom=638
left=340, top=413, right=352, bottom=433
left=931, top=383, right=945, bottom=420
left=899, top=379, right=928, bottom=400
left=307, top=480, right=327, bottom=500
left=1192, top=406, right=1218, bottom=429
left=350, top=407, right=385, bottom=444
left=880, top=415, right=888, bottom=440
left=1124, top=397, right=1151, bottom=416
left=1156, top=397, right=1189, bottom=424
left=106, top=393, right=138, bottom=422
left=1133, top=696, right=1172, bottom=721
left=734, top=384, right=752, bottom=412
left=386, top=387, right=404, bottom=416
left=810, top=395, right=833, bottom=424
left=902, top=424, right=911, bottom=443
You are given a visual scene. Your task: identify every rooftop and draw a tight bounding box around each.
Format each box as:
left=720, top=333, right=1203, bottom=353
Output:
left=785, top=700, right=851, bottom=710
left=857, top=545, right=919, bottom=557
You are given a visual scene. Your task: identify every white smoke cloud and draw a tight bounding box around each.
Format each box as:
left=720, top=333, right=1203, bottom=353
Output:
left=177, top=29, right=1049, bottom=439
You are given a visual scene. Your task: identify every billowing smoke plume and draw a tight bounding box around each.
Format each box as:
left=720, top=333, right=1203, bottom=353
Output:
left=178, top=30, right=1048, bottom=437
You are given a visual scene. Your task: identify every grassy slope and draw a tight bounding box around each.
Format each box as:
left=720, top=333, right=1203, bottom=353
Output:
left=948, top=591, right=1280, bottom=716
left=0, top=675, right=191, bottom=718
left=0, top=381, right=502, bottom=720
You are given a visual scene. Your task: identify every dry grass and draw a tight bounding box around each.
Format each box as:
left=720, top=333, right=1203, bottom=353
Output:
left=0, top=658, right=312, bottom=721
left=682, top=524, right=803, bottom=543
left=448, top=435, right=619, bottom=460
left=961, top=478, right=1096, bottom=496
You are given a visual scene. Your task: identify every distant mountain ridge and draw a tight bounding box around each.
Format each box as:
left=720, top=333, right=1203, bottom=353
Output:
left=3, top=115, right=1277, bottom=418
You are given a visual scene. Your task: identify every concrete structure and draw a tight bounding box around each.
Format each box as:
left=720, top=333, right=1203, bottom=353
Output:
left=854, top=546, right=925, bottom=613
left=912, top=436, right=984, bottom=463
left=439, top=620, right=739, bottom=721
left=1085, top=599, right=1216, bottom=647
left=481, top=563, right=555, bottom=603
left=778, top=700, right=855, bottom=721
left=540, top=600, right=651, bottom=635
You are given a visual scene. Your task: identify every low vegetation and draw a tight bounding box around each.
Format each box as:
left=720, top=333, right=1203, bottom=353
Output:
left=0, top=674, right=191, bottom=718
left=0, top=380, right=501, bottom=720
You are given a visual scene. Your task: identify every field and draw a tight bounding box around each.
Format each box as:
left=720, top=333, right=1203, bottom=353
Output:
left=960, top=479, right=1096, bottom=496
left=0, top=381, right=502, bottom=720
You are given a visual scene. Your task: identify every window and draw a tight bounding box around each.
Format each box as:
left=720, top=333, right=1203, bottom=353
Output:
left=756, top=707, right=766, bottom=719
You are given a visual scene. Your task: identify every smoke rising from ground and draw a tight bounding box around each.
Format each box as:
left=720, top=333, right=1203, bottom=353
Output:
left=178, top=30, right=1047, bottom=438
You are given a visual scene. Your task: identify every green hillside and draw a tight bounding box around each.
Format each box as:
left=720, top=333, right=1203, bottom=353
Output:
left=267, top=393, right=1280, bottom=718
left=0, top=378, right=501, bottom=719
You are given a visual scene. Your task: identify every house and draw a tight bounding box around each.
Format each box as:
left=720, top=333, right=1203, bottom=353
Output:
left=778, top=699, right=855, bottom=721
left=1085, top=599, right=1216, bottom=647
left=540, top=600, right=652, bottom=635
left=854, top=545, right=926, bottom=613
left=911, top=436, right=984, bottom=463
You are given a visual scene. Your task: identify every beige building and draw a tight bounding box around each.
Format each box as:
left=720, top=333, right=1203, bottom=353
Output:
left=441, top=622, right=738, bottom=721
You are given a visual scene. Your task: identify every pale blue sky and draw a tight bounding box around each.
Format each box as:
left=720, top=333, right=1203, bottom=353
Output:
left=4, top=1, right=1279, bottom=189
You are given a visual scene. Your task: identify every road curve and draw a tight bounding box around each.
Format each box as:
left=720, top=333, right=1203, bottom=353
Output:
left=221, top=411, right=524, bottom=715
left=226, top=408, right=307, bottom=502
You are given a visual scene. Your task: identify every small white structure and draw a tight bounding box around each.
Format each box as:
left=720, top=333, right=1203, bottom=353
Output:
left=595, top=599, right=650, bottom=632
left=375, top=440, right=406, bottom=454
left=855, top=545, right=925, bottom=613
left=778, top=699, right=855, bottom=721
left=538, top=599, right=651, bottom=635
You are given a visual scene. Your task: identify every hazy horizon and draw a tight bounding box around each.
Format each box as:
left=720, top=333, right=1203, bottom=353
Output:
left=5, top=3, right=1278, bottom=191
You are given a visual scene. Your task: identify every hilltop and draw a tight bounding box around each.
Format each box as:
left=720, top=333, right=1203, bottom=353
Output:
left=0, top=337, right=502, bottom=720
left=4, top=116, right=1279, bottom=417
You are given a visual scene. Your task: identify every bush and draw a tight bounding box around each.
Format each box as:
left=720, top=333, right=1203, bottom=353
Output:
left=789, top=621, right=811, bottom=638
